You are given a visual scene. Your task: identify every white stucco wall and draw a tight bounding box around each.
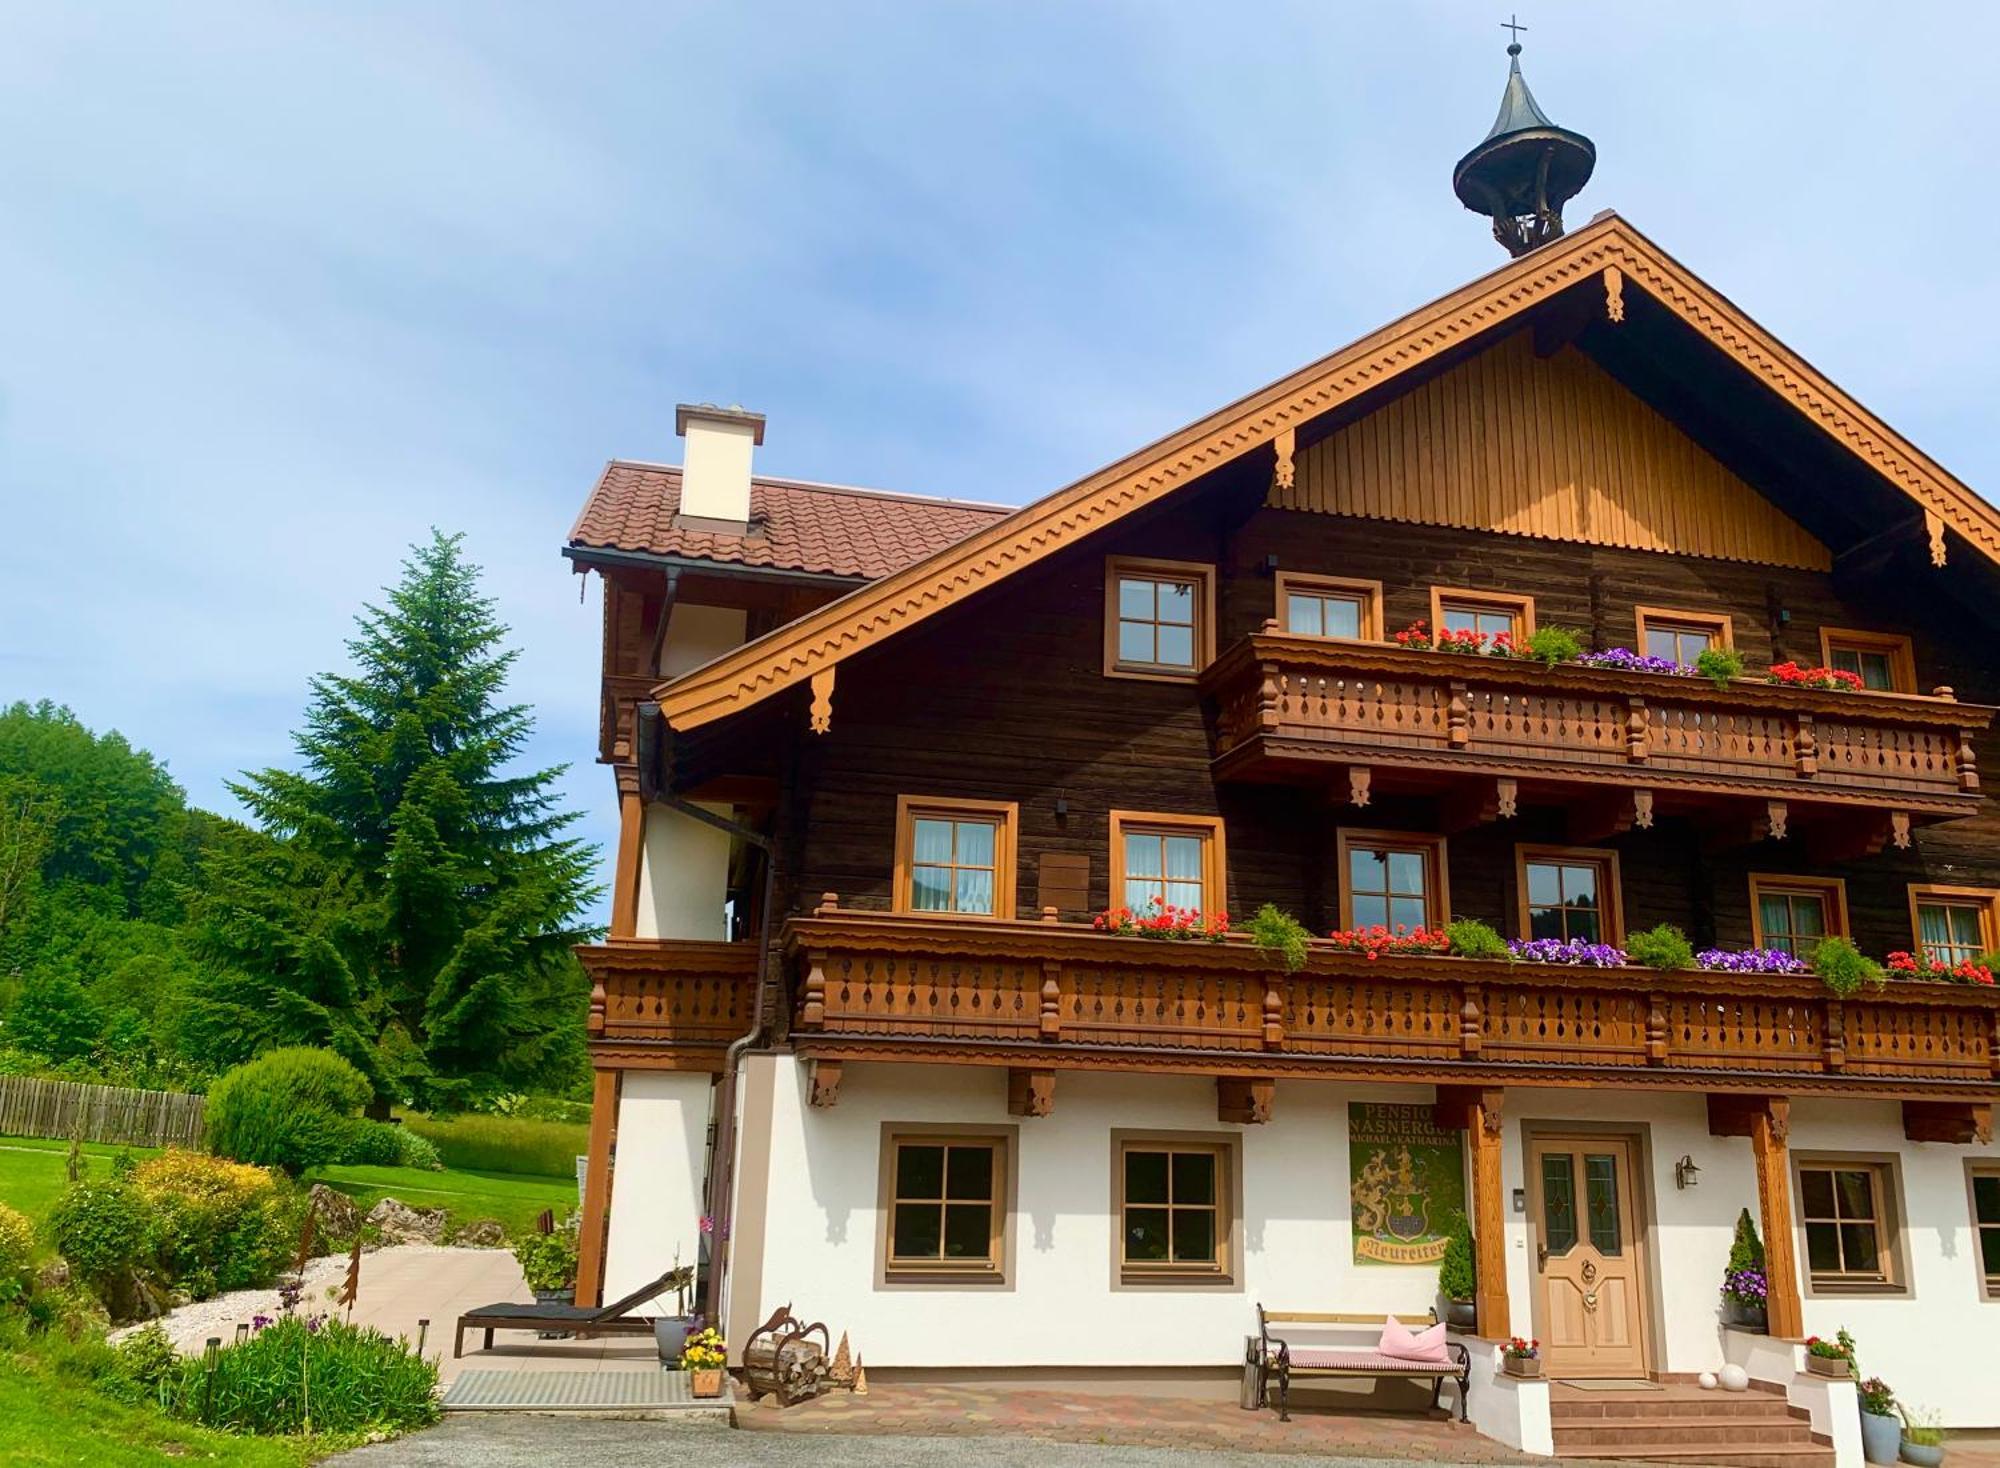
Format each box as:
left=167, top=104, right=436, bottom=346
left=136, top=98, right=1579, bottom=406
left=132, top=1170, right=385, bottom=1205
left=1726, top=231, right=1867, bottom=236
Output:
left=602, top=1069, right=712, bottom=1317
left=731, top=1060, right=1448, bottom=1367
left=634, top=800, right=732, bottom=940
left=659, top=603, right=748, bottom=679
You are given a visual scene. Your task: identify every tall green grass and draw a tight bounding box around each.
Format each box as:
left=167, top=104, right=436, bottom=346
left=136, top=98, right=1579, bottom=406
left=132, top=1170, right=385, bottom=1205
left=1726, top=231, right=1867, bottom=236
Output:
left=398, top=1112, right=588, bottom=1180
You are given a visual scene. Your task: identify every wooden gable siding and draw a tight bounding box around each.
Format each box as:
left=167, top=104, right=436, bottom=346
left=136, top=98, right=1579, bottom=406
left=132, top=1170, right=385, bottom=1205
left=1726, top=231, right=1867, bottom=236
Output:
left=776, top=490, right=1996, bottom=960
left=1273, top=330, right=1832, bottom=572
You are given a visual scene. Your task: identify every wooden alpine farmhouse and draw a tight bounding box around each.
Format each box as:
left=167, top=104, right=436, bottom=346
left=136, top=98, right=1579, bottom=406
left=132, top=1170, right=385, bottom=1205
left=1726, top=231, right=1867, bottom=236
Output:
left=558, top=40, right=2000, bottom=1459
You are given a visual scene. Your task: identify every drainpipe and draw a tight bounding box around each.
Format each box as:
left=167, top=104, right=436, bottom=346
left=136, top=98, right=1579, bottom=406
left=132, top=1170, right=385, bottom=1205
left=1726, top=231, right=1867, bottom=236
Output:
left=634, top=703, right=775, bottom=1331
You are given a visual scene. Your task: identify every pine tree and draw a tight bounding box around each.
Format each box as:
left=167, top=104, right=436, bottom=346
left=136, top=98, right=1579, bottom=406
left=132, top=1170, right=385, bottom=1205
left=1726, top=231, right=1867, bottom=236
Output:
left=229, top=531, right=598, bottom=1110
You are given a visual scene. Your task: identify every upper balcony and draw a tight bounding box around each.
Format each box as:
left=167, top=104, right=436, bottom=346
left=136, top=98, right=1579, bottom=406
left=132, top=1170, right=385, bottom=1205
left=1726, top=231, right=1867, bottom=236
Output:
left=1200, top=634, right=1989, bottom=844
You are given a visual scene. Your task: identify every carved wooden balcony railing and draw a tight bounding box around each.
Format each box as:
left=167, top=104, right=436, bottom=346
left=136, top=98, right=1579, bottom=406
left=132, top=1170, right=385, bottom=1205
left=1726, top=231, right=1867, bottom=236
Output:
left=784, top=911, right=2000, bottom=1097
left=1199, top=635, right=1989, bottom=830
left=578, top=938, right=758, bottom=1069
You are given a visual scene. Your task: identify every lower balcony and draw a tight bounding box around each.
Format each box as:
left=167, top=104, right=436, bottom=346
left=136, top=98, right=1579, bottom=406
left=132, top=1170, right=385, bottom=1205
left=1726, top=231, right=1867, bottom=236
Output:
left=783, top=910, right=1999, bottom=1102
left=1199, top=635, right=1990, bottom=847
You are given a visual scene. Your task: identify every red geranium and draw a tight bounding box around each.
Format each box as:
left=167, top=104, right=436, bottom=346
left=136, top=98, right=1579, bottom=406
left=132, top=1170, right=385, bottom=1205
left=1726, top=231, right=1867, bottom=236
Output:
left=1886, top=949, right=1994, bottom=985
left=1767, top=661, right=1865, bottom=691
left=1324, top=924, right=1452, bottom=961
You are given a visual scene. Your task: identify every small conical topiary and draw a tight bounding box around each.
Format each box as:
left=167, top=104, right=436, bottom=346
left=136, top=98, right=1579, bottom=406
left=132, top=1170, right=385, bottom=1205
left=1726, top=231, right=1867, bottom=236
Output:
left=1438, top=1215, right=1477, bottom=1302
left=1726, top=1208, right=1765, bottom=1275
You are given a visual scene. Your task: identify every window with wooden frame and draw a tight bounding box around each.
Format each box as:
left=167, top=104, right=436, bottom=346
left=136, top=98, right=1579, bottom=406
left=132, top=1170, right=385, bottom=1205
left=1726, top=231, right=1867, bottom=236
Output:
left=1337, top=830, right=1449, bottom=932
left=1516, top=846, right=1623, bottom=944
left=1908, top=885, right=2000, bottom=967
left=882, top=1133, right=1007, bottom=1281
left=1109, top=811, right=1225, bottom=917
left=1819, top=627, right=1917, bottom=695
left=1634, top=606, right=1733, bottom=667
left=1276, top=573, right=1382, bottom=642
left=1970, top=1164, right=2000, bottom=1301
left=1430, top=587, right=1534, bottom=642
left=1796, top=1157, right=1905, bottom=1292
left=1105, top=557, right=1216, bottom=679
left=1117, top=1137, right=1232, bottom=1282
left=1748, top=875, right=1848, bottom=958
left=892, top=796, right=1018, bottom=919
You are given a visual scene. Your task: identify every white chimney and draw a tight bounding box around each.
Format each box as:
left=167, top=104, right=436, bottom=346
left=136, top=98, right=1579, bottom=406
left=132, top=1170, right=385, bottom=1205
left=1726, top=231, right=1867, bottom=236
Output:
left=674, top=403, right=764, bottom=527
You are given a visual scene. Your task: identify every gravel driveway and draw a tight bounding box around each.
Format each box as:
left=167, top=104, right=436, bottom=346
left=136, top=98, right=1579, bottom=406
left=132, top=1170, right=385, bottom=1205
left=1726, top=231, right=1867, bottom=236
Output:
left=329, top=1416, right=1532, bottom=1468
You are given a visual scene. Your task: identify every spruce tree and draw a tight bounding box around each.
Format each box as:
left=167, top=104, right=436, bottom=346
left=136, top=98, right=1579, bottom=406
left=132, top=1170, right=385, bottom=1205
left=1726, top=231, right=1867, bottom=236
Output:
left=229, top=531, right=598, bottom=1110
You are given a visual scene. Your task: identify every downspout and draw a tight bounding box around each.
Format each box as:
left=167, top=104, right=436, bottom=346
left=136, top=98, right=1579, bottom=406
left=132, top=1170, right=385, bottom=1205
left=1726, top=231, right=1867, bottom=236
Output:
left=634, top=702, right=775, bottom=1330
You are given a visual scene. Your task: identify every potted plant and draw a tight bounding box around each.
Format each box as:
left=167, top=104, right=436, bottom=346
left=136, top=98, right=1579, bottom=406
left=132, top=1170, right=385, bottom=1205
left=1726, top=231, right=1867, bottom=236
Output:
left=1502, top=1337, right=1542, bottom=1378
left=1804, top=1333, right=1854, bottom=1379
left=1899, top=1404, right=1946, bottom=1468
left=1719, top=1209, right=1767, bottom=1330
left=680, top=1325, right=728, bottom=1399
left=1859, top=1377, right=1901, bottom=1466
left=512, top=1226, right=579, bottom=1338
left=1437, top=1216, right=1478, bottom=1331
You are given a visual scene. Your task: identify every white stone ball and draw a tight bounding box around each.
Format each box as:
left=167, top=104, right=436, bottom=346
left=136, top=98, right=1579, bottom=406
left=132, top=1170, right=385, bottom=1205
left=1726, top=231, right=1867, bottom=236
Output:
left=1718, top=1364, right=1750, bottom=1393
left=1697, top=1371, right=1718, bottom=1390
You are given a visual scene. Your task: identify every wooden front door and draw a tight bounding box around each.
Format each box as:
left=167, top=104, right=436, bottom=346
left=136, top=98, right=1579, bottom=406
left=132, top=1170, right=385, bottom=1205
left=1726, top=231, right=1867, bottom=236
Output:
left=1529, top=1134, right=1649, bottom=1378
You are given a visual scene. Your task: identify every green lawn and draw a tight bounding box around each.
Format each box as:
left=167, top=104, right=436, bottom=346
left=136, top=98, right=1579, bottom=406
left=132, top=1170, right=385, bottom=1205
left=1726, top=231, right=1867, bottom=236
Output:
left=0, top=1348, right=347, bottom=1466
left=307, top=1162, right=576, bottom=1236
left=0, top=1136, right=574, bottom=1241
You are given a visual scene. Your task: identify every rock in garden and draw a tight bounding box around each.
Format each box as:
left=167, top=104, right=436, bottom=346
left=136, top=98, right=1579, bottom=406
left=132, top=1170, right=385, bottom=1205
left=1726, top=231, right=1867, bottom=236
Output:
left=450, top=1219, right=507, bottom=1248
left=364, top=1197, right=448, bottom=1244
left=308, top=1184, right=363, bottom=1237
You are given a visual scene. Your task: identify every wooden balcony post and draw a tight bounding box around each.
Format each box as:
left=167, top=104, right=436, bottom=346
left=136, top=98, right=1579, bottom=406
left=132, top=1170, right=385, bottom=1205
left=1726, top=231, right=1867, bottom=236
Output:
left=1645, top=992, right=1668, bottom=1065
left=1708, top=1094, right=1802, bottom=1341
left=1262, top=974, right=1286, bottom=1050
left=1448, top=681, right=1471, bottom=747
left=801, top=954, right=827, bottom=1030
left=1257, top=662, right=1282, bottom=734
left=1959, top=726, right=1980, bottom=793
left=574, top=1066, right=622, bottom=1308
left=1822, top=1000, right=1846, bottom=1071
left=1041, top=961, right=1063, bottom=1040
left=1458, top=985, right=1482, bottom=1057
left=1626, top=696, right=1649, bottom=763
left=609, top=778, right=645, bottom=940
left=1794, top=712, right=1818, bottom=778
left=1437, top=1085, right=1509, bottom=1340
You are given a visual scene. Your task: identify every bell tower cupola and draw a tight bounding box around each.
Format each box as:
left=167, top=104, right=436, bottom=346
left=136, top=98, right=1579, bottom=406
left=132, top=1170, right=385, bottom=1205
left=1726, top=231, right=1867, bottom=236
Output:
left=1452, top=18, right=1596, bottom=256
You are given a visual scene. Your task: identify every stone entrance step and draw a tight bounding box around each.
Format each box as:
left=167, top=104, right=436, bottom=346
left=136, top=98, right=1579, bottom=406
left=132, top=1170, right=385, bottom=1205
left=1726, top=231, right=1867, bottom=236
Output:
left=1550, top=1381, right=1831, bottom=1468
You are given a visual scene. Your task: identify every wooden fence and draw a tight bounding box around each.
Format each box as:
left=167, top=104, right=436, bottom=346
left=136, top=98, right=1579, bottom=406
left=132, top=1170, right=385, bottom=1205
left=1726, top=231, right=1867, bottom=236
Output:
left=0, top=1075, right=205, bottom=1149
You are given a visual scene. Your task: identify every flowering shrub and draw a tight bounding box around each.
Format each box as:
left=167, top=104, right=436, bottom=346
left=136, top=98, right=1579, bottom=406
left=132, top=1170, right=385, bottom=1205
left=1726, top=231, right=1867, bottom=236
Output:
left=1507, top=938, right=1628, bottom=966
left=1503, top=1336, right=1540, bottom=1360
left=1577, top=647, right=1692, bottom=676
left=1696, top=947, right=1811, bottom=975
left=1886, top=951, right=1995, bottom=986
left=1804, top=1332, right=1854, bottom=1364
left=133, top=1149, right=295, bottom=1299
left=680, top=1325, right=727, bottom=1371
left=1858, top=1377, right=1896, bottom=1416
left=1721, top=1266, right=1768, bottom=1308
left=1093, top=897, right=1229, bottom=941
left=1324, top=925, right=1450, bottom=960
left=1767, top=661, right=1864, bottom=691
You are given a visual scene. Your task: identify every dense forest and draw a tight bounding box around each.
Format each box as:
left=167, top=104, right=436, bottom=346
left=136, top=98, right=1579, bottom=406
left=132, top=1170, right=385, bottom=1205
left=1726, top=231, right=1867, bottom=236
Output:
left=0, top=532, right=599, bottom=1111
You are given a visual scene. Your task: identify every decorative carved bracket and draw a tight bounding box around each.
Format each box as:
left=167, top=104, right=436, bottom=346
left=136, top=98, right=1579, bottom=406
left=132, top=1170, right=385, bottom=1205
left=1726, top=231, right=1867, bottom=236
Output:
left=1604, top=265, right=1625, bottom=324
left=1217, top=1076, right=1275, bottom=1125
left=1818, top=810, right=1913, bottom=863
left=1568, top=788, right=1652, bottom=843
left=1272, top=425, right=1296, bottom=495
left=1706, top=1093, right=1789, bottom=1142
left=1925, top=509, right=1947, bottom=567
left=1902, top=1100, right=1993, bottom=1145
left=1434, top=1085, right=1504, bottom=1136
left=1444, top=777, right=1518, bottom=832
left=1007, top=1067, right=1054, bottom=1118
left=808, top=1059, right=843, bottom=1108
left=1346, top=765, right=1372, bottom=808
left=808, top=667, right=836, bottom=734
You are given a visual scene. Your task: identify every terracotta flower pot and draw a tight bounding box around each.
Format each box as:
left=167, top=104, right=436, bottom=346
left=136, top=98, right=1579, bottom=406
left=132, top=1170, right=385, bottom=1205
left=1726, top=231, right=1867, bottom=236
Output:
left=1806, top=1355, right=1850, bottom=1379
left=689, top=1366, right=725, bottom=1399
left=1504, top=1355, right=1543, bottom=1378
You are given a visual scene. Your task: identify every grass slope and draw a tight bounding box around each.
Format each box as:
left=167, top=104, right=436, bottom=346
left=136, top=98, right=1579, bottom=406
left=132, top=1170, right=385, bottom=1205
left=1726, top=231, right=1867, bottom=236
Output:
left=0, top=1348, right=340, bottom=1466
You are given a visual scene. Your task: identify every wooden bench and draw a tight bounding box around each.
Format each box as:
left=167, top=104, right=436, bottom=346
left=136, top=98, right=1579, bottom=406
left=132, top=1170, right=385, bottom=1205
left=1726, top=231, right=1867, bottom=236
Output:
left=1252, top=1306, right=1471, bottom=1423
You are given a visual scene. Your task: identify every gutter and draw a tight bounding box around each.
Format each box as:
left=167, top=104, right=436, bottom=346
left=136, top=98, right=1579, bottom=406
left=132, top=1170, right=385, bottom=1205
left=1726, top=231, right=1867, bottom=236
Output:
left=563, top=543, right=869, bottom=590
left=634, top=702, right=775, bottom=1330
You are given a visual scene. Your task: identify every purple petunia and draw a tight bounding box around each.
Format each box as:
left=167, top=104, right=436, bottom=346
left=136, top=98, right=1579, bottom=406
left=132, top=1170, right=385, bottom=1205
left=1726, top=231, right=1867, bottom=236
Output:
left=1697, top=947, right=1810, bottom=974
left=1722, top=1267, right=1768, bottom=1303
left=1577, top=647, right=1694, bottom=676
left=1508, top=938, right=1630, bottom=966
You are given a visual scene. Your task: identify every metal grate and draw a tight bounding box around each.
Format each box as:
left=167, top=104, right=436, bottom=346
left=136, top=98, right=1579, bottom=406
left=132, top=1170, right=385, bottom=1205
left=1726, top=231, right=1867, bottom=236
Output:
left=442, top=1369, right=732, bottom=1412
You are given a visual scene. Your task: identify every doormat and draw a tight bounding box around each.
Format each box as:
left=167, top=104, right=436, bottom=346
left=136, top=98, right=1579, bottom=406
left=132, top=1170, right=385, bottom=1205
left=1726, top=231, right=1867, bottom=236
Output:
left=442, top=1368, right=733, bottom=1413
left=1558, top=1378, right=1662, bottom=1391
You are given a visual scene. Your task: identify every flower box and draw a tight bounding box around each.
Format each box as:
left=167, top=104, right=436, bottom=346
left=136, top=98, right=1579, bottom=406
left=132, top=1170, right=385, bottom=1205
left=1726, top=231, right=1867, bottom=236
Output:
left=1503, top=1356, right=1544, bottom=1379
left=689, top=1366, right=725, bottom=1398
left=1807, top=1354, right=1850, bottom=1379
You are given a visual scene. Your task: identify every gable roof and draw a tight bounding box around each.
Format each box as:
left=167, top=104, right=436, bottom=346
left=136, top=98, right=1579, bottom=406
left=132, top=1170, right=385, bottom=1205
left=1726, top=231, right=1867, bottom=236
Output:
left=568, top=461, right=1009, bottom=581
left=655, top=212, right=2000, bottom=732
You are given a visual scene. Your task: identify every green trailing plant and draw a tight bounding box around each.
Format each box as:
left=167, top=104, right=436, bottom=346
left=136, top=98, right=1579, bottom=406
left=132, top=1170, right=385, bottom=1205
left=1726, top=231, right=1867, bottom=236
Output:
left=1627, top=923, right=1695, bottom=972
left=169, top=1316, right=440, bottom=1435
left=511, top=1227, right=579, bottom=1295
left=205, top=1047, right=371, bottom=1176
left=1444, top=918, right=1510, bottom=960
left=1437, top=1215, right=1476, bottom=1302
left=1810, top=936, right=1885, bottom=998
left=1521, top=625, right=1583, bottom=668
left=1898, top=1406, right=1945, bottom=1447
left=1247, top=904, right=1311, bottom=973
left=1694, top=647, right=1745, bottom=689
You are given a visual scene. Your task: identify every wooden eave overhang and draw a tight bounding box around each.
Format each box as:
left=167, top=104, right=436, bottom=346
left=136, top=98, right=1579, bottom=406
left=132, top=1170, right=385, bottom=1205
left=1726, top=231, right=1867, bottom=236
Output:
left=653, top=213, right=2000, bottom=734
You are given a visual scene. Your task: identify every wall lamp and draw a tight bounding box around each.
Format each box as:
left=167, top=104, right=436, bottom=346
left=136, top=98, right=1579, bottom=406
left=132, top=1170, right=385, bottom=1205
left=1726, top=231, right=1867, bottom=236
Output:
left=1674, top=1154, right=1701, bottom=1190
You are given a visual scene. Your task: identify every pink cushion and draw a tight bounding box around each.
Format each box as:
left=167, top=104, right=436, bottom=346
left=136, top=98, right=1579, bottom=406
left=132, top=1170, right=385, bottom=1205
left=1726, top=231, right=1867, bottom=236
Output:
left=1377, top=1315, right=1449, bottom=1364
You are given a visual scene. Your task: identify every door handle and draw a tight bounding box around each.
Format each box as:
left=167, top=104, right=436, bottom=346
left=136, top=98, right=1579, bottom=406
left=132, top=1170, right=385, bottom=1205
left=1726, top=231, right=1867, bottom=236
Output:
left=1536, top=1243, right=1548, bottom=1270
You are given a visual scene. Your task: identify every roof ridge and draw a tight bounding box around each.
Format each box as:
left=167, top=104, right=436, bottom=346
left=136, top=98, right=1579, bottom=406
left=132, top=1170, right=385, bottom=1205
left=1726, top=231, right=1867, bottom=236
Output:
left=603, top=459, right=1015, bottom=515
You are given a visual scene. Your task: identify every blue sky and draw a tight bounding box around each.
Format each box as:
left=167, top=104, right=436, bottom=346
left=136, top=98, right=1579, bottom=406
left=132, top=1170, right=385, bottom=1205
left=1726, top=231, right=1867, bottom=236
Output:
left=3, top=3, right=1997, bottom=924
